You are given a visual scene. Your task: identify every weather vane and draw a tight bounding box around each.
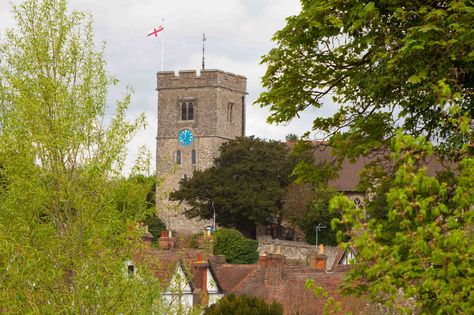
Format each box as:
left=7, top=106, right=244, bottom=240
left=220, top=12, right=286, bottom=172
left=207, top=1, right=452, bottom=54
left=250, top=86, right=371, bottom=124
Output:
left=202, top=33, right=207, bottom=70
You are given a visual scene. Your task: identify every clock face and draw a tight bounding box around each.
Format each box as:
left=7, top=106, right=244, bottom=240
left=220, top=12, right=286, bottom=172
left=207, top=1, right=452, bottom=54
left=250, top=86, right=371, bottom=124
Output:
left=178, top=129, right=194, bottom=147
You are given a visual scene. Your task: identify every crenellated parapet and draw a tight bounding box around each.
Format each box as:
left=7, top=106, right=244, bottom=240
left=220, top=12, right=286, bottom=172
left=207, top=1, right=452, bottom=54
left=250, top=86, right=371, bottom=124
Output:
left=157, top=69, right=247, bottom=94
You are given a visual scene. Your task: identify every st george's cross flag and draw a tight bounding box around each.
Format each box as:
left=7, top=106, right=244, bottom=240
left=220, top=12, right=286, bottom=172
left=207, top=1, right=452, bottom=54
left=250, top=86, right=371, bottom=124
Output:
left=147, top=25, right=164, bottom=38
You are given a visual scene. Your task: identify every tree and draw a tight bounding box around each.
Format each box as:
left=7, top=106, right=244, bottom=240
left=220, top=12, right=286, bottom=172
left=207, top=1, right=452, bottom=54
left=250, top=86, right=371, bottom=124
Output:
left=258, top=1, right=473, bottom=312
left=282, top=141, right=342, bottom=244
left=257, top=0, right=474, bottom=159
left=170, top=136, right=294, bottom=237
left=0, top=0, right=161, bottom=312
left=285, top=133, right=298, bottom=142
left=301, top=185, right=339, bottom=245
left=204, top=294, right=283, bottom=315
left=330, top=133, right=474, bottom=313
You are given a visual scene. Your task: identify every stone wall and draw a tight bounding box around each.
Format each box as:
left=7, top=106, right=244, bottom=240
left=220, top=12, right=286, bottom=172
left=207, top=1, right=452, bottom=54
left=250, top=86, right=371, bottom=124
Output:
left=257, top=237, right=340, bottom=270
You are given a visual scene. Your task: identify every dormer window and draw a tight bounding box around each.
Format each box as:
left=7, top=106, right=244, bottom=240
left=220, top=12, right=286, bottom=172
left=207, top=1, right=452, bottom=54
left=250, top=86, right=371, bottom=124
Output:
left=125, top=260, right=135, bottom=278
left=181, top=102, right=194, bottom=120
left=128, top=264, right=135, bottom=278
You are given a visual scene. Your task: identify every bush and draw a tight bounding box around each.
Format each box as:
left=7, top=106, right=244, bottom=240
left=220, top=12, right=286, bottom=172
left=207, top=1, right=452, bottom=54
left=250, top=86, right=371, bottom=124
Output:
left=143, top=216, right=166, bottom=243
left=204, top=294, right=283, bottom=315
left=213, top=228, right=259, bottom=264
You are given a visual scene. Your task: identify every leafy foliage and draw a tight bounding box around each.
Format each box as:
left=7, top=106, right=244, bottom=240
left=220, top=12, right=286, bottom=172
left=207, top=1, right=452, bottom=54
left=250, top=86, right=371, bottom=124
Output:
left=302, top=186, right=339, bottom=246
left=0, top=0, right=161, bottom=312
left=204, top=293, right=283, bottom=315
left=170, top=136, right=294, bottom=233
left=213, top=228, right=259, bottom=264
left=330, top=133, right=474, bottom=313
left=258, top=0, right=474, bottom=158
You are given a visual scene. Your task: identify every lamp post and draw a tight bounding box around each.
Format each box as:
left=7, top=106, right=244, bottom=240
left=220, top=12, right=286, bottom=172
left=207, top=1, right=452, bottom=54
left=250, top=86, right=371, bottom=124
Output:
left=211, top=201, right=216, bottom=231
left=315, top=223, right=327, bottom=247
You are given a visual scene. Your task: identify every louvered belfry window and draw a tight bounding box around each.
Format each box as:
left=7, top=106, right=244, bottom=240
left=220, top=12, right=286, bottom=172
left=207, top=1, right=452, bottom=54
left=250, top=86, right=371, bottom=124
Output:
left=181, top=102, right=194, bottom=120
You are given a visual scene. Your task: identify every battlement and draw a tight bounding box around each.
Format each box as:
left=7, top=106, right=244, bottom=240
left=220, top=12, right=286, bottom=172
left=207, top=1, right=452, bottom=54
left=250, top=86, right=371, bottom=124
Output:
left=157, top=69, right=247, bottom=93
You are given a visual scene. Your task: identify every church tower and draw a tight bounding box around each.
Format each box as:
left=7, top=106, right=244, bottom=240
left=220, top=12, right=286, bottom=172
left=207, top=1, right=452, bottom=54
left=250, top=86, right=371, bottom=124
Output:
left=156, top=69, right=247, bottom=234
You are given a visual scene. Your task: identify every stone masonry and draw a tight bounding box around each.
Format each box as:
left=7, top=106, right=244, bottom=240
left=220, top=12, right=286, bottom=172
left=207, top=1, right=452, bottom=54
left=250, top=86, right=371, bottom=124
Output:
left=156, top=69, right=247, bottom=235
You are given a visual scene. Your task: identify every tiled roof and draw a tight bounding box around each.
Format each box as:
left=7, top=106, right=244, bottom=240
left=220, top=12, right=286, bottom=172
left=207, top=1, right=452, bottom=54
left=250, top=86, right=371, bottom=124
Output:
left=310, top=142, right=456, bottom=192
left=210, top=255, right=379, bottom=315
left=134, top=248, right=202, bottom=289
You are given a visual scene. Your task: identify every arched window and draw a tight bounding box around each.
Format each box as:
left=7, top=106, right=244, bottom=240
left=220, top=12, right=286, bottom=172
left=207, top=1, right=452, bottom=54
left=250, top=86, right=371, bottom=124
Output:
left=181, top=102, right=194, bottom=120
left=191, top=149, right=197, bottom=165
left=176, top=150, right=181, bottom=165
left=353, top=197, right=364, bottom=208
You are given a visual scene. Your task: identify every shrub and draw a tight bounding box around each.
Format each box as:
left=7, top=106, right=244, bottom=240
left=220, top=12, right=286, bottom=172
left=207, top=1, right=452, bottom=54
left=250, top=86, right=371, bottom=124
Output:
left=143, top=216, right=166, bottom=243
left=213, top=228, right=259, bottom=264
left=204, top=294, right=283, bottom=315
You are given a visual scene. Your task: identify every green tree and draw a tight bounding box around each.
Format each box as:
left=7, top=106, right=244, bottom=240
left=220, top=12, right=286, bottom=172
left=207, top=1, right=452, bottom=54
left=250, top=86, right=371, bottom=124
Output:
left=284, top=141, right=342, bottom=245
left=213, top=228, right=259, bottom=264
left=258, top=0, right=474, bottom=159
left=330, top=133, right=474, bottom=313
left=258, top=1, right=474, bottom=312
left=170, top=136, right=294, bottom=237
left=301, top=185, right=339, bottom=246
left=285, top=133, right=298, bottom=142
left=0, top=0, right=161, bottom=312
left=204, top=294, right=283, bottom=315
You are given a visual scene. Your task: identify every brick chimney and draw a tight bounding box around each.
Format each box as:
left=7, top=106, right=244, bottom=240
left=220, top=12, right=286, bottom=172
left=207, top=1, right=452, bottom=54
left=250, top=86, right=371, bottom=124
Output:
left=158, top=230, right=175, bottom=250
left=261, top=249, right=285, bottom=287
left=142, top=225, right=153, bottom=249
left=311, top=244, right=327, bottom=272
left=192, top=252, right=209, bottom=307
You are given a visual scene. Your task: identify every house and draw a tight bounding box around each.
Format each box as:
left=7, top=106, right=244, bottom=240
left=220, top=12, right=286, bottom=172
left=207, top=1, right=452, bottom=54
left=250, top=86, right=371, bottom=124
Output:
left=132, top=231, right=224, bottom=314
left=133, top=229, right=383, bottom=315
left=208, top=245, right=382, bottom=315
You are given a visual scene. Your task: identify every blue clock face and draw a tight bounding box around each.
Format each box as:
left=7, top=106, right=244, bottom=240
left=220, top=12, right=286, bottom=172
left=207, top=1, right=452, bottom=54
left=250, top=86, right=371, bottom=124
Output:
left=178, top=129, right=194, bottom=147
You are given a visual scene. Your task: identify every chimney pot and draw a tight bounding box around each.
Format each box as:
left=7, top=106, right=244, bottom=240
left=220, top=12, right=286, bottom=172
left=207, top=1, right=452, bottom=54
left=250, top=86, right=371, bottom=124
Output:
left=310, top=252, right=328, bottom=272
left=275, top=245, right=282, bottom=255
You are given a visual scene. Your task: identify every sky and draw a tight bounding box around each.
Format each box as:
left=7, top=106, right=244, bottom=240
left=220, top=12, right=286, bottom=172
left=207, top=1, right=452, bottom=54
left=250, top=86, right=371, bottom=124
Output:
left=0, top=0, right=334, bottom=174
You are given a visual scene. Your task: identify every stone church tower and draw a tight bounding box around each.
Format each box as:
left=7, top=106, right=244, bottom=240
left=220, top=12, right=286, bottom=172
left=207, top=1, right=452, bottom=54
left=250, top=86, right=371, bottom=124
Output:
left=156, top=69, right=247, bottom=234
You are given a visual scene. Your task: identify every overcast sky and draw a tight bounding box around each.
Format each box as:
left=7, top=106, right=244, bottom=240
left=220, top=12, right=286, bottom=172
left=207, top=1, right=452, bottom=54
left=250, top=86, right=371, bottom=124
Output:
left=0, top=0, right=334, bottom=174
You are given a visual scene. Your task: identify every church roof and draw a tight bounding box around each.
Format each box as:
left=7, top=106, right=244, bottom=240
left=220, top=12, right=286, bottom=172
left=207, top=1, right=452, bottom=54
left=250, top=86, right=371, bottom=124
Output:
left=309, top=142, right=457, bottom=192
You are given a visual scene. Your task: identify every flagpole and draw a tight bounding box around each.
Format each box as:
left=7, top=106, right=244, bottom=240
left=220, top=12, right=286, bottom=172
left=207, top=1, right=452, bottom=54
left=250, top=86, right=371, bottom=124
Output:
left=161, top=19, right=164, bottom=71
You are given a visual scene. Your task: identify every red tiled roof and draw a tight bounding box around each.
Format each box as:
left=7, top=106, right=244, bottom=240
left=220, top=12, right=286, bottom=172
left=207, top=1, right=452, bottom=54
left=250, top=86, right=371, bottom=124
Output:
left=134, top=248, right=202, bottom=289
left=209, top=262, right=257, bottom=292
left=213, top=261, right=376, bottom=315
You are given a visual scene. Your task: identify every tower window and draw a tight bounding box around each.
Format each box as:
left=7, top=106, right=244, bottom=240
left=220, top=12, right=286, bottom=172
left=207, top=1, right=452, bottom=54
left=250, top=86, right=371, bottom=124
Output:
left=176, top=150, right=182, bottom=165
left=227, top=103, right=234, bottom=122
left=181, top=102, right=194, bottom=120
left=191, top=149, right=197, bottom=165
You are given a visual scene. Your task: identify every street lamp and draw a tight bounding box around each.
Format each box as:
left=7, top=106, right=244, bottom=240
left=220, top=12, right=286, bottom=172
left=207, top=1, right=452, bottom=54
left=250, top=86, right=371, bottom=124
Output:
left=211, top=201, right=216, bottom=231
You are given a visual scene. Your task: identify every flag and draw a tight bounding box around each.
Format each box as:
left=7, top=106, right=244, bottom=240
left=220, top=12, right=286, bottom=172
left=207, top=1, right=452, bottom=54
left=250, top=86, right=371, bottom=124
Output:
left=147, top=25, right=164, bottom=38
